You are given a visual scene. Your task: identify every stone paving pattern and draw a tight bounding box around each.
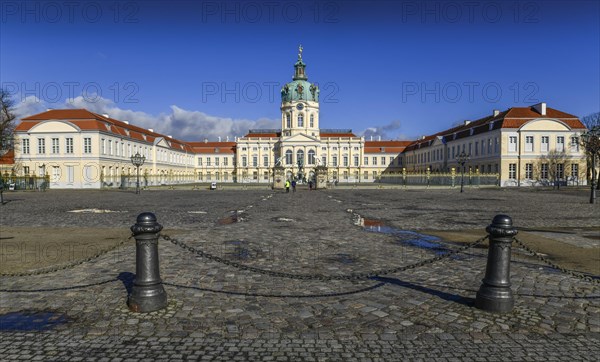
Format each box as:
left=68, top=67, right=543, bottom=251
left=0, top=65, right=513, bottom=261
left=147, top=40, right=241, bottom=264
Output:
left=1, top=187, right=599, bottom=360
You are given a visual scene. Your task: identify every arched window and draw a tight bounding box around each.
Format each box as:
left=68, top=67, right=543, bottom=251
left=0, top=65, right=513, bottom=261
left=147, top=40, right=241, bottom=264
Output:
left=308, top=150, right=316, bottom=164
left=286, top=113, right=291, bottom=128
left=285, top=150, right=293, bottom=165
left=297, top=113, right=304, bottom=127
left=310, top=114, right=314, bottom=128
left=296, top=149, right=304, bottom=166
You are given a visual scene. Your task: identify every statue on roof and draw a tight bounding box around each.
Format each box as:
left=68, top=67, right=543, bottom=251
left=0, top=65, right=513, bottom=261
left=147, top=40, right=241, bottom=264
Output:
left=298, top=44, right=303, bottom=60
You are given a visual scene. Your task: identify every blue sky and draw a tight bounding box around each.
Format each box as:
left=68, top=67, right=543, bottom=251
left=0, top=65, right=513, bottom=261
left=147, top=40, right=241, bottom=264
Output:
left=1, top=0, right=599, bottom=141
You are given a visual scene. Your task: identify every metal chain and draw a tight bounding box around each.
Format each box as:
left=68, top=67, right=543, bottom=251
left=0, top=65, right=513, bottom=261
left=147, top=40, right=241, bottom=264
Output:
left=0, top=236, right=132, bottom=277
left=162, top=234, right=488, bottom=281
left=513, top=237, right=599, bottom=284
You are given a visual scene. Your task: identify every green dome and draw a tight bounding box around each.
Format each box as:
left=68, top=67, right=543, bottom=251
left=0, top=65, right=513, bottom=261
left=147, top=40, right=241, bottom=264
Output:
left=281, top=45, right=319, bottom=103
left=281, top=79, right=319, bottom=103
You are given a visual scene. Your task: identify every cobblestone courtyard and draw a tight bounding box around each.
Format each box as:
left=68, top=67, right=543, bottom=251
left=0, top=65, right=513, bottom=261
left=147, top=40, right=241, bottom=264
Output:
left=1, top=187, right=599, bottom=360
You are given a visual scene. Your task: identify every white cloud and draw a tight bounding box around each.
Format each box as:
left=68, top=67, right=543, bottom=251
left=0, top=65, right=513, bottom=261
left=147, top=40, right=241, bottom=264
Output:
left=359, top=120, right=407, bottom=140
left=14, top=95, right=279, bottom=142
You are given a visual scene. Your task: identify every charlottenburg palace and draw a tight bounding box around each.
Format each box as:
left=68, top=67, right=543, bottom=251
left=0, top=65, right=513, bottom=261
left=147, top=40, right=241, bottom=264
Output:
left=2, top=48, right=590, bottom=189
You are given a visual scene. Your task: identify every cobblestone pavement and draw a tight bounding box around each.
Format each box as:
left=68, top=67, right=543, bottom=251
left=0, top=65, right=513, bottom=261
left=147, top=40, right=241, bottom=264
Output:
left=1, top=188, right=599, bottom=360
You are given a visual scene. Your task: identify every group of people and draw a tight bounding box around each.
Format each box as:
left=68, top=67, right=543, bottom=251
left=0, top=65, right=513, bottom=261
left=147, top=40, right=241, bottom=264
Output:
left=285, top=179, right=315, bottom=193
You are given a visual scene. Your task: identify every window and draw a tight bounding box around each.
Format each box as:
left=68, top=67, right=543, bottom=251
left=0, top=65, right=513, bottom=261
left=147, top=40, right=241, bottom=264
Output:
left=381, top=157, right=386, bottom=165
left=556, top=163, right=564, bottom=179
left=253, top=171, right=258, bottom=180
left=354, top=156, right=359, bottom=167
left=101, top=139, right=106, bottom=154
left=488, top=139, right=492, bottom=154
left=321, top=156, right=326, bottom=166
left=525, top=163, right=533, bottom=179
left=52, top=166, right=60, bottom=182
left=363, top=156, right=368, bottom=166
left=509, top=163, right=517, bottom=179
left=474, top=141, right=478, bottom=156
left=263, top=171, right=269, bottom=180
left=286, top=114, right=291, bottom=128
left=494, top=138, right=499, bottom=153
left=570, top=136, right=579, bottom=152
left=468, top=143, right=472, bottom=155
left=372, top=157, right=377, bottom=166
left=364, top=171, right=368, bottom=179
left=109, top=140, right=113, bottom=155
left=37, top=138, right=46, bottom=154
left=65, top=138, right=73, bottom=153
left=557, top=136, right=565, bottom=152
left=285, top=150, right=293, bottom=165
left=308, top=150, right=315, bottom=164
left=215, top=157, right=220, bottom=166
left=343, top=156, right=348, bottom=167
left=343, top=171, right=348, bottom=179
left=252, top=156, right=258, bottom=167
left=310, top=114, right=314, bottom=128
left=224, top=157, right=228, bottom=166
left=332, top=155, right=338, bottom=167
left=541, top=136, right=549, bottom=152
left=242, top=156, right=247, bottom=167
left=508, top=136, right=517, bottom=152
left=297, top=113, right=304, bottom=127
left=296, top=150, right=304, bottom=166
left=83, top=137, right=92, bottom=156
left=198, top=157, right=202, bottom=166
left=263, top=155, right=269, bottom=167
left=525, top=136, right=534, bottom=152
left=206, top=158, right=211, bottom=166
left=22, top=139, right=30, bottom=154
left=541, top=163, right=549, bottom=179
left=51, top=138, right=59, bottom=154
left=571, top=164, right=579, bottom=179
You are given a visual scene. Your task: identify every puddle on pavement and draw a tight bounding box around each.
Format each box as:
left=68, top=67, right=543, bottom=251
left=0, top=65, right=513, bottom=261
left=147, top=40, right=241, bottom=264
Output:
left=67, top=209, right=125, bottom=213
left=0, top=311, right=68, bottom=331
left=224, top=240, right=257, bottom=259
left=330, top=253, right=356, bottom=264
left=218, top=211, right=245, bottom=225
left=354, top=214, right=449, bottom=254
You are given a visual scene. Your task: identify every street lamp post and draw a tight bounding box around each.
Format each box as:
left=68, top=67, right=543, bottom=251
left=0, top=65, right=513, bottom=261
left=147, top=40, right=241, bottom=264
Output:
left=457, top=151, right=470, bottom=193
left=581, top=126, right=600, bottom=204
left=130, top=152, right=146, bottom=194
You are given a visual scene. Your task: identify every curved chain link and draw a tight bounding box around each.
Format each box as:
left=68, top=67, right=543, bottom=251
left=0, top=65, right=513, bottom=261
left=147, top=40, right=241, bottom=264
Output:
left=0, top=236, right=132, bottom=277
left=162, top=234, right=488, bottom=281
left=513, top=237, right=599, bottom=284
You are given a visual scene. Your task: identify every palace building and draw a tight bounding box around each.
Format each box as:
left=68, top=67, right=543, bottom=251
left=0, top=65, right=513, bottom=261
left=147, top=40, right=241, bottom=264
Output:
left=6, top=47, right=590, bottom=189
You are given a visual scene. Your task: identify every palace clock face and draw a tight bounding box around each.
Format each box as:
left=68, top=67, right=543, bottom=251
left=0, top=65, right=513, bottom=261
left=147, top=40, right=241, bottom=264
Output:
left=296, top=103, right=304, bottom=110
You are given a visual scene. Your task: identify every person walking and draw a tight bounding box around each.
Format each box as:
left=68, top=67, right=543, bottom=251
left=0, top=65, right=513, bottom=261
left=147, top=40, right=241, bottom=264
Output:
left=285, top=180, right=290, bottom=193
left=291, top=180, right=297, bottom=192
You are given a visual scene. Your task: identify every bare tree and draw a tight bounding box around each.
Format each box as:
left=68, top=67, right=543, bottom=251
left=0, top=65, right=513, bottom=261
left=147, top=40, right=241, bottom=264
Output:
left=581, top=112, right=600, bottom=130
left=536, top=150, right=569, bottom=189
left=0, top=88, right=17, bottom=153
left=580, top=112, right=600, bottom=189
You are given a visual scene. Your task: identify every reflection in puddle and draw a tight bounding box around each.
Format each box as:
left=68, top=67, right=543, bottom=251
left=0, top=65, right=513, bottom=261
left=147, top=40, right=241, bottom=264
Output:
left=224, top=240, right=257, bottom=259
left=354, top=214, right=449, bottom=254
left=0, top=311, right=68, bottom=331
left=331, top=253, right=355, bottom=264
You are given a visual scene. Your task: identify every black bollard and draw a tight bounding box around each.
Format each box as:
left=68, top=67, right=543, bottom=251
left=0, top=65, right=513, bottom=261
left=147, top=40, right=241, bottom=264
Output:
left=475, top=214, right=518, bottom=313
left=128, top=212, right=168, bottom=313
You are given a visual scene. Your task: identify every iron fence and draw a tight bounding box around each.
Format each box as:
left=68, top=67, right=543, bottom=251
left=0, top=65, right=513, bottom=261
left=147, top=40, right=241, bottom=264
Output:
left=0, top=175, right=50, bottom=191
